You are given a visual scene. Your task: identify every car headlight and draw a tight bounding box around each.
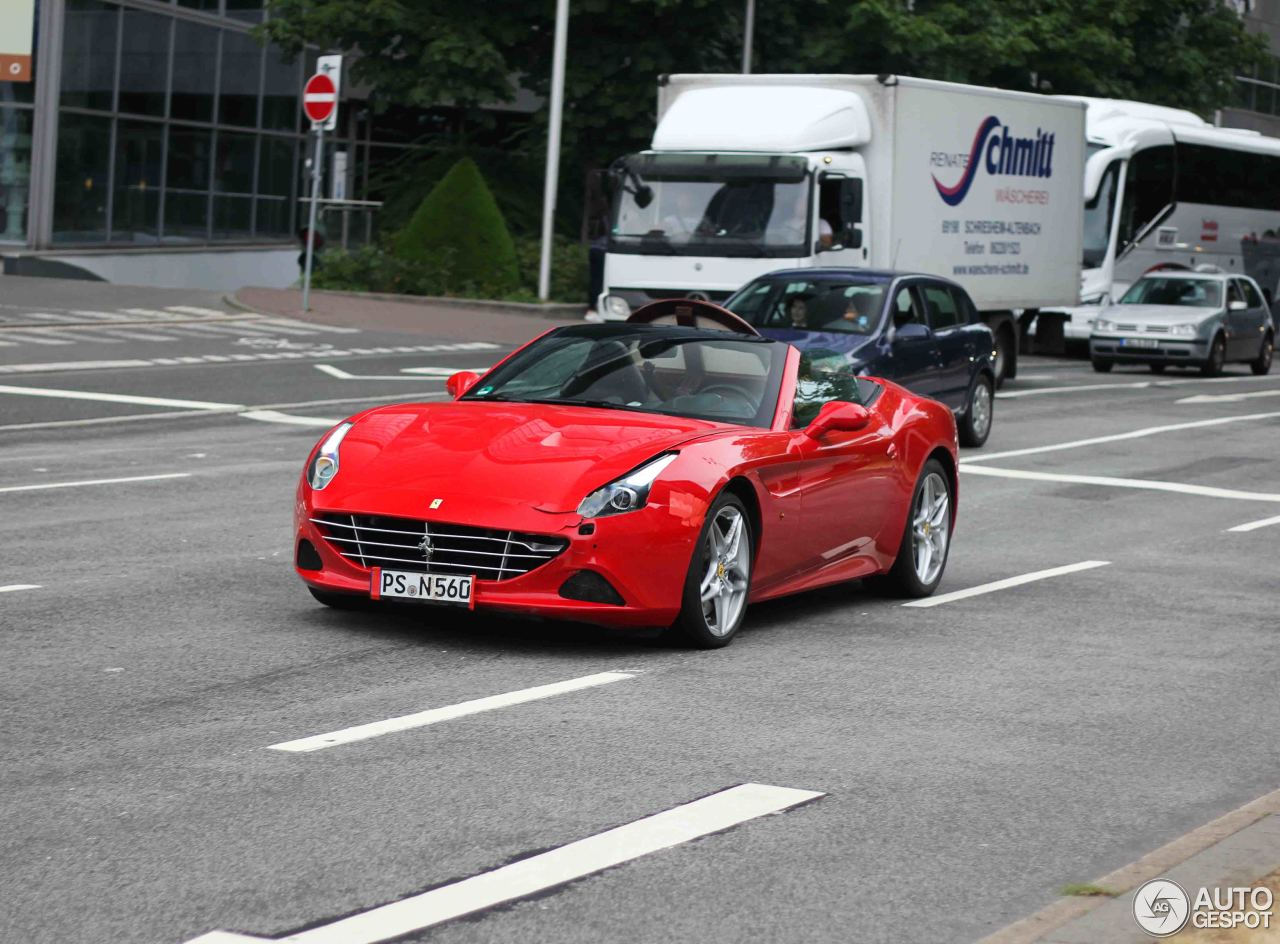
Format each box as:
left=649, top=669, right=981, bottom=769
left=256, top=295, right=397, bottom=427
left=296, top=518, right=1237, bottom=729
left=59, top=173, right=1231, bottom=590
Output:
left=577, top=453, right=677, bottom=518
left=1169, top=322, right=1199, bottom=337
left=307, top=422, right=353, bottom=490
left=1094, top=318, right=1115, bottom=332
left=603, top=294, right=631, bottom=319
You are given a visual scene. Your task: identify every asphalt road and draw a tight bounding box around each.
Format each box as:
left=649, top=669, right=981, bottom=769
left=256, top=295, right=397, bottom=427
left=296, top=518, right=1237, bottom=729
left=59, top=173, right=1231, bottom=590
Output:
left=2, top=278, right=1278, bottom=944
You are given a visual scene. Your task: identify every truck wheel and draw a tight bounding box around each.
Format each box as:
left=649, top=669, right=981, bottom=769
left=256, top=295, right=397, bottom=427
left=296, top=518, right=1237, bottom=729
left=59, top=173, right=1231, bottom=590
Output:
left=1091, top=358, right=1113, bottom=373
left=1201, top=334, right=1226, bottom=377
left=993, top=327, right=1015, bottom=388
left=1251, top=333, right=1273, bottom=375
left=958, top=374, right=993, bottom=448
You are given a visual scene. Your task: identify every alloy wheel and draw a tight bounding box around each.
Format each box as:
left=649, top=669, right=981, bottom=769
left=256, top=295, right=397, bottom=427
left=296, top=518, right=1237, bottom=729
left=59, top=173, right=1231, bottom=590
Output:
left=699, top=506, right=750, bottom=636
left=912, top=472, right=950, bottom=585
left=970, top=382, right=992, bottom=441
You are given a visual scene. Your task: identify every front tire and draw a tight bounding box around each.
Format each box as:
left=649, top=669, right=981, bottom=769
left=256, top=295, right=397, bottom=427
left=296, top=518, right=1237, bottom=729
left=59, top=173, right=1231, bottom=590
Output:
left=1201, top=334, right=1227, bottom=377
left=1252, top=333, right=1274, bottom=375
left=992, top=327, right=1014, bottom=389
left=958, top=374, right=993, bottom=448
left=671, top=492, right=753, bottom=648
left=1091, top=357, right=1113, bottom=373
left=882, top=458, right=953, bottom=598
left=1149, top=363, right=1166, bottom=374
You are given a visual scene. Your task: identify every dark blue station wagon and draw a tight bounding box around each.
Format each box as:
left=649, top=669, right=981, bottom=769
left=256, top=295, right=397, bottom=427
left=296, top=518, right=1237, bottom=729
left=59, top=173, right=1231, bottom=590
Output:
left=724, top=268, right=997, bottom=447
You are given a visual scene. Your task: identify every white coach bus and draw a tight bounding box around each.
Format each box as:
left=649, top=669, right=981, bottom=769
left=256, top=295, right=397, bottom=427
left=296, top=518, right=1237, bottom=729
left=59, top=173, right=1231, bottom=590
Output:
left=1064, top=97, right=1280, bottom=337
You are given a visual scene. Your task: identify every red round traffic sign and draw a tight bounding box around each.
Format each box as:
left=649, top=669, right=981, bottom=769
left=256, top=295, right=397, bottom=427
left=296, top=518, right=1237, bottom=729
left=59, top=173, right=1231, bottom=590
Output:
left=303, top=73, right=337, bottom=124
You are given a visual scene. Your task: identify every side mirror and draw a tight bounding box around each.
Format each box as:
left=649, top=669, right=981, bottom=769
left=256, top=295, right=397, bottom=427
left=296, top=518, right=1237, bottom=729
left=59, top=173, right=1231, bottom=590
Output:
left=894, top=322, right=932, bottom=342
left=804, top=401, right=871, bottom=439
left=1229, top=299, right=1247, bottom=311
left=844, top=223, right=863, bottom=250
left=447, top=370, right=481, bottom=399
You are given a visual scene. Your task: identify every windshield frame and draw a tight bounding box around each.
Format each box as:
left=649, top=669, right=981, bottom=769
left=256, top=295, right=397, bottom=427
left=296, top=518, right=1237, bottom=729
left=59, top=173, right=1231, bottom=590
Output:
left=607, top=152, right=813, bottom=259
left=461, top=324, right=790, bottom=429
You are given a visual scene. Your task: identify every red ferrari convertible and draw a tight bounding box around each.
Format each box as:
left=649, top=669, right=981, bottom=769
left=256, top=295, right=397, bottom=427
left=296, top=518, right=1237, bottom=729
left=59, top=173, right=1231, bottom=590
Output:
left=294, top=302, right=958, bottom=647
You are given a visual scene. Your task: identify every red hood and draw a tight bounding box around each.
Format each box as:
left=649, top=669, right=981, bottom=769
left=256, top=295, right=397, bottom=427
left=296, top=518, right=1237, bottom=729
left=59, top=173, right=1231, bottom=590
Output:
left=315, top=400, right=726, bottom=522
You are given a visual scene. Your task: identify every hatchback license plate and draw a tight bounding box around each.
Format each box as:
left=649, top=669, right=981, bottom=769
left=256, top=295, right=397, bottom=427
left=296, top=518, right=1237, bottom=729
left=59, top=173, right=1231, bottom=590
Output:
left=1120, top=337, right=1159, bottom=349
left=373, top=568, right=473, bottom=607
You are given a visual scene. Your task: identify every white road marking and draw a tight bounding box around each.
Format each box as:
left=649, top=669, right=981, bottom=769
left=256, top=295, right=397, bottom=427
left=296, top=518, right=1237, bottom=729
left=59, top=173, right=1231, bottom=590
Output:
left=315, top=364, right=443, bottom=382
left=903, top=561, right=1111, bottom=609
left=1177, top=389, right=1280, bottom=405
left=0, top=330, right=74, bottom=345
left=998, top=374, right=1280, bottom=399
left=0, top=383, right=241, bottom=411
left=265, top=318, right=361, bottom=334
left=962, top=411, right=1280, bottom=464
left=182, top=782, right=823, bottom=944
left=0, top=359, right=153, bottom=373
left=0, top=584, right=41, bottom=593
left=0, top=472, right=191, bottom=494
left=399, top=366, right=488, bottom=377
left=165, top=306, right=232, bottom=317
left=238, top=410, right=339, bottom=428
left=961, top=464, right=1280, bottom=502
left=1226, top=513, right=1280, bottom=533
left=269, top=671, right=636, bottom=753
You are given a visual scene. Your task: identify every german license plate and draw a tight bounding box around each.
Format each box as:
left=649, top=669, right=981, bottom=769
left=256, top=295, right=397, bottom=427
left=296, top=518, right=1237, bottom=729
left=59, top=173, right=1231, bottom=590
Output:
left=1120, top=337, right=1159, bottom=349
left=372, top=568, right=473, bottom=607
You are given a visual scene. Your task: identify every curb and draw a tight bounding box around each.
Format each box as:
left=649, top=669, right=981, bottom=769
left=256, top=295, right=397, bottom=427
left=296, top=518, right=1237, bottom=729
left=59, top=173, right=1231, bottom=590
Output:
left=978, top=785, right=1280, bottom=943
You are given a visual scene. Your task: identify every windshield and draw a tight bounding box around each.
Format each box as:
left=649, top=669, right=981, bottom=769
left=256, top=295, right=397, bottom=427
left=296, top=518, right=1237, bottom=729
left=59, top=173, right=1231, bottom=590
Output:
left=463, top=325, right=786, bottom=427
left=1119, top=277, right=1222, bottom=307
left=725, top=277, right=887, bottom=335
left=609, top=153, right=811, bottom=258
left=1083, top=160, right=1120, bottom=268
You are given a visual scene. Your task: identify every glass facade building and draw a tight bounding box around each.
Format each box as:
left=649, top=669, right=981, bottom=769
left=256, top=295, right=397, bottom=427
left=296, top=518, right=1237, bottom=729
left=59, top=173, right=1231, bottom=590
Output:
left=0, top=0, right=360, bottom=251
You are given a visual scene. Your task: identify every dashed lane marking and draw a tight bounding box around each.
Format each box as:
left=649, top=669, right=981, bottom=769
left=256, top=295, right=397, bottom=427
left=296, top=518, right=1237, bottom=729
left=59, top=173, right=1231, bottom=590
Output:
left=0, top=584, right=41, bottom=593
left=182, top=783, right=824, bottom=944
left=998, top=374, right=1280, bottom=399
left=0, top=342, right=502, bottom=374
left=0, top=383, right=239, bottom=410
left=903, top=561, right=1111, bottom=609
left=268, top=671, right=637, bottom=753
left=237, top=410, right=338, bottom=428
left=961, top=464, right=1280, bottom=503
left=0, top=473, right=191, bottom=494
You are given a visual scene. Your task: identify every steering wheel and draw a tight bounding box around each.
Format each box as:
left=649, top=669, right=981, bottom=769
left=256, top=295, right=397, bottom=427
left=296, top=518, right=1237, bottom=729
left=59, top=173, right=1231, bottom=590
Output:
left=626, top=299, right=760, bottom=336
left=698, top=383, right=757, bottom=415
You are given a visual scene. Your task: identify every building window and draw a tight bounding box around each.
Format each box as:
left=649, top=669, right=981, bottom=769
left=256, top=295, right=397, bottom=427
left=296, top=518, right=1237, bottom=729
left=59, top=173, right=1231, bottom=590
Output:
left=52, top=112, right=112, bottom=243
left=0, top=107, right=34, bottom=243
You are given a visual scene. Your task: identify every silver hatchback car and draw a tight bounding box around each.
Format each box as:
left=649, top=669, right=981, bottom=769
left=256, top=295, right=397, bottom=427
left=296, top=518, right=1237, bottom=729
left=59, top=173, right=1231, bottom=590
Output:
left=1090, top=270, right=1274, bottom=376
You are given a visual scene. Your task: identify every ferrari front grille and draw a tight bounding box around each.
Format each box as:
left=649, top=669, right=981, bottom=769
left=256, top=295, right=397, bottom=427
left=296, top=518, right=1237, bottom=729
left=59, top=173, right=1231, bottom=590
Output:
left=312, top=513, right=569, bottom=582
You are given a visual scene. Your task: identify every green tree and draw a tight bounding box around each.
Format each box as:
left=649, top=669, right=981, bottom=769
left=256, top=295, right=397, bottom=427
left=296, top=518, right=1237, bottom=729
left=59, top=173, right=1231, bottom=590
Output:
left=396, top=157, right=519, bottom=292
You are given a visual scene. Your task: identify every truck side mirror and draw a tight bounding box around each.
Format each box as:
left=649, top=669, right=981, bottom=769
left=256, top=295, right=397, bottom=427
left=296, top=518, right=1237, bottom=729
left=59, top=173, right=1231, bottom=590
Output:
left=842, top=222, right=863, bottom=250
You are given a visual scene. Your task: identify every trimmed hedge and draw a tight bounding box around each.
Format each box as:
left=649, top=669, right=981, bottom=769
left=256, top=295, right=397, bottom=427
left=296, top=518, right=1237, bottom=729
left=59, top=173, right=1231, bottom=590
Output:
left=393, top=157, right=519, bottom=294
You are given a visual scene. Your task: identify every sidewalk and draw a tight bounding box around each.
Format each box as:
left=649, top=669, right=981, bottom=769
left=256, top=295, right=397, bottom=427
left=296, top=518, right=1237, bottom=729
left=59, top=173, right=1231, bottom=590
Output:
left=232, top=287, right=583, bottom=346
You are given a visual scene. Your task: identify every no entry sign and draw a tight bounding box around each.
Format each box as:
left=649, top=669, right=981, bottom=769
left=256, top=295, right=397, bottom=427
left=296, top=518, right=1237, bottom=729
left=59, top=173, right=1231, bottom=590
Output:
left=303, top=73, right=337, bottom=125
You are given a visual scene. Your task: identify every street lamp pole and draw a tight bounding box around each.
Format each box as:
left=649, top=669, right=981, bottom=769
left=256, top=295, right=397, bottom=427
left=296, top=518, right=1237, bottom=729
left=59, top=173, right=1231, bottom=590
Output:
left=742, top=0, right=755, bottom=73
left=537, top=0, right=570, bottom=302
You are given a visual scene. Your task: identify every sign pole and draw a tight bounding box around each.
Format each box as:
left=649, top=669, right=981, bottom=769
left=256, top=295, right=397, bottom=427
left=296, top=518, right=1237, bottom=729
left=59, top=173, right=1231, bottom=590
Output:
left=302, top=124, right=324, bottom=313
left=537, top=0, right=570, bottom=302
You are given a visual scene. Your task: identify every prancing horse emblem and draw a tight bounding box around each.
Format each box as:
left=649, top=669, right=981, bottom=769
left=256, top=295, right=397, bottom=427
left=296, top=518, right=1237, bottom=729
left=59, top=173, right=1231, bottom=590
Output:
left=417, top=534, right=434, bottom=562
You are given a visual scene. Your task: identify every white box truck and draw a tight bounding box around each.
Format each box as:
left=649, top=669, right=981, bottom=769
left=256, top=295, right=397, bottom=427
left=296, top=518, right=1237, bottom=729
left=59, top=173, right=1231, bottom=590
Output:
left=599, top=74, right=1086, bottom=382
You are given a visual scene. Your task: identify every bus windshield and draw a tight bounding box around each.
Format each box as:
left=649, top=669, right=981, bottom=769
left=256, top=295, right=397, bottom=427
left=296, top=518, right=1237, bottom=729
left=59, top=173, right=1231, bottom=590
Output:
left=609, top=154, right=811, bottom=258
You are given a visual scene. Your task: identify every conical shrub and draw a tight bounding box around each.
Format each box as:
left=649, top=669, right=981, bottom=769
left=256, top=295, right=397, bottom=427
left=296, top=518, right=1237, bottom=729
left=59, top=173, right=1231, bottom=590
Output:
left=394, top=157, right=519, bottom=294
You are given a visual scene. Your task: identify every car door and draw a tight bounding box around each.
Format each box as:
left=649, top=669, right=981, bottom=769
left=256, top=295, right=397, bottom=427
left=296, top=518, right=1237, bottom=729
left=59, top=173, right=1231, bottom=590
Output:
left=917, top=280, right=973, bottom=410
left=1239, top=278, right=1269, bottom=358
left=1225, top=279, right=1254, bottom=359
left=885, top=281, right=945, bottom=399
left=789, top=375, right=895, bottom=573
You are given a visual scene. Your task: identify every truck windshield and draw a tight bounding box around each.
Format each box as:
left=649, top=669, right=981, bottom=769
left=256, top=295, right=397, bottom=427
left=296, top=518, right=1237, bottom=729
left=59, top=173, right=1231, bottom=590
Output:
left=609, top=154, right=810, bottom=258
